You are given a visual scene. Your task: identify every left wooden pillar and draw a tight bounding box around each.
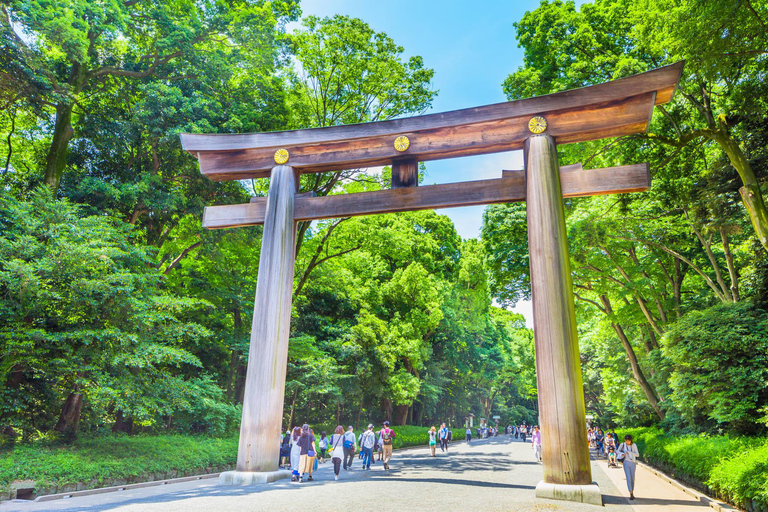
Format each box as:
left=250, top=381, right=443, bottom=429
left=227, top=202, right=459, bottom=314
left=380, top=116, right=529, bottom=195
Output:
left=221, top=165, right=297, bottom=485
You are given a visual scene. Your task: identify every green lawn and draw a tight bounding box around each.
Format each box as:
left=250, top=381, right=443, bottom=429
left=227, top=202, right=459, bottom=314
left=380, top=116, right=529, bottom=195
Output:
left=0, top=425, right=439, bottom=499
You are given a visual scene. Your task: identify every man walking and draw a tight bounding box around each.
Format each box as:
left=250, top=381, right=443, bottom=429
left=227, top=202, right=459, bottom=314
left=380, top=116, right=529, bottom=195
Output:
left=342, top=425, right=357, bottom=470
left=438, top=423, right=450, bottom=452
left=360, top=424, right=376, bottom=470
left=379, top=421, right=396, bottom=470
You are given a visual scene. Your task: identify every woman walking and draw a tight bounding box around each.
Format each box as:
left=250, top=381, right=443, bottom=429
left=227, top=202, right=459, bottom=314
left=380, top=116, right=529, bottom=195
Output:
left=428, top=426, right=437, bottom=456
left=330, top=425, right=345, bottom=481
left=298, top=424, right=316, bottom=483
left=617, top=434, right=640, bottom=500
left=318, top=431, right=328, bottom=463
left=289, top=426, right=302, bottom=481
left=360, top=424, right=376, bottom=469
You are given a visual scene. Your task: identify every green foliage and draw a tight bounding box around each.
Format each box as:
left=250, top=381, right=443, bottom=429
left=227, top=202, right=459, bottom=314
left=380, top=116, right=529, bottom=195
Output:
left=663, top=301, right=768, bottom=434
left=0, top=434, right=238, bottom=496
left=622, top=427, right=768, bottom=510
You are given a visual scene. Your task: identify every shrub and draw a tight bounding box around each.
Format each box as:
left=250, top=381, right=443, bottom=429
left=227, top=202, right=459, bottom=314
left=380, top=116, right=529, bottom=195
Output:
left=621, top=427, right=768, bottom=511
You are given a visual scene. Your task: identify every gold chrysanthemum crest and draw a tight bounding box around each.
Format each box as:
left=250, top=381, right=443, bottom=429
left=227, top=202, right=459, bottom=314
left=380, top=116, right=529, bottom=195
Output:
left=528, top=116, right=547, bottom=134
left=394, top=135, right=410, bottom=152
left=274, top=148, right=290, bottom=164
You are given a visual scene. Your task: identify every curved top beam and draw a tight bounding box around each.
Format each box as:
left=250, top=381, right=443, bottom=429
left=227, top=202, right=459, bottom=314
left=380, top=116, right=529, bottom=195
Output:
left=180, top=61, right=683, bottom=182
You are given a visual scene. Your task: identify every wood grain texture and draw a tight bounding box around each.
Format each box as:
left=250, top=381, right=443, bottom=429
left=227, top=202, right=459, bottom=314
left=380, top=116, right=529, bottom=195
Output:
left=391, top=158, right=419, bottom=188
left=181, top=62, right=683, bottom=152
left=236, top=165, right=297, bottom=472
left=201, top=163, right=651, bottom=229
left=525, top=135, right=592, bottom=486
left=193, top=91, right=658, bottom=181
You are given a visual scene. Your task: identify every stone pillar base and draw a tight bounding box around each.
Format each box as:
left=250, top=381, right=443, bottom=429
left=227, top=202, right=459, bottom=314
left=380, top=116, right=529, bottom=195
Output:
left=218, top=470, right=292, bottom=486
left=535, top=480, right=602, bottom=506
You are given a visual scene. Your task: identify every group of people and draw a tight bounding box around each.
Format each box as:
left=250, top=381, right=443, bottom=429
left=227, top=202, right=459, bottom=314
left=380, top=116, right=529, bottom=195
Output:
left=279, top=421, right=398, bottom=482
left=587, top=425, right=640, bottom=500
left=427, top=424, right=452, bottom=455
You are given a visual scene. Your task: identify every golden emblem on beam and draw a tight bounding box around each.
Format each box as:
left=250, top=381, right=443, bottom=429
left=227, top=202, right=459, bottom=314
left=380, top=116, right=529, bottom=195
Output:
left=394, top=135, right=410, bottom=152
left=274, top=148, right=290, bottom=164
left=528, top=116, right=547, bottom=134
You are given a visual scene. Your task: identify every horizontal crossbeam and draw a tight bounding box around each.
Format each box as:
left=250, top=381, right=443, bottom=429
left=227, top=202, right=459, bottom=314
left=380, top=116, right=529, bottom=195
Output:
left=201, top=163, right=650, bottom=229
left=181, top=63, right=682, bottom=181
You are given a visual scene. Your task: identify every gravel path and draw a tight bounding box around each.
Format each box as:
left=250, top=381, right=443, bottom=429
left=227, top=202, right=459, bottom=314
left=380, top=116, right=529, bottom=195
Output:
left=3, top=436, right=638, bottom=512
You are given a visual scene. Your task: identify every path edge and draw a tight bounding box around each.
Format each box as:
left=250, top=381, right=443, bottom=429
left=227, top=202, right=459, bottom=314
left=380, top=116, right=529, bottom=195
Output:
left=635, top=461, right=738, bottom=512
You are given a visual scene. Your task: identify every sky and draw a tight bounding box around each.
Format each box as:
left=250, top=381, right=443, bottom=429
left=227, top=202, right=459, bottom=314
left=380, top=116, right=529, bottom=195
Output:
left=287, top=0, right=570, bottom=326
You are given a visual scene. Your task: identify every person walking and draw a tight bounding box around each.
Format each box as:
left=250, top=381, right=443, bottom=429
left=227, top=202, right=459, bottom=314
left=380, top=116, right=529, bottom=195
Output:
left=289, top=426, right=302, bottom=482
left=329, top=425, right=345, bottom=481
left=342, top=425, right=357, bottom=470
left=318, top=431, right=328, bottom=463
left=617, top=434, right=640, bottom=500
left=360, top=424, right=376, bottom=469
left=531, top=426, right=542, bottom=462
left=465, top=426, right=472, bottom=443
left=298, top=424, right=316, bottom=483
left=379, top=421, right=396, bottom=470
left=376, top=429, right=384, bottom=461
left=520, top=425, right=527, bottom=443
left=428, top=426, right=437, bottom=456
left=438, top=423, right=450, bottom=452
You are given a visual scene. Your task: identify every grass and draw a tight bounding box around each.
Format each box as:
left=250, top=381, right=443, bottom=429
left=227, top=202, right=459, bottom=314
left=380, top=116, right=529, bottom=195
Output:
left=0, top=424, right=442, bottom=499
left=0, top=434, right=238, bottom=498
left=622, top=427, right=768, bottom=511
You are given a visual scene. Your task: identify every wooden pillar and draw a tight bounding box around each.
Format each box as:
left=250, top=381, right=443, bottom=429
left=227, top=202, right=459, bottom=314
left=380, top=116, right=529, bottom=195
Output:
left=236, top=165, right=297, bottom=472
left=525, top=135, right=591, bottom=486
left=391, top=158, right=419, bottom=188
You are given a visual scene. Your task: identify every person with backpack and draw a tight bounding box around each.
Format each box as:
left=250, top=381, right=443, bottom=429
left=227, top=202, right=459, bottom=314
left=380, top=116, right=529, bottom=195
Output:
left=342, top=425, right=357, bottom=470
left=329, top=425, right=345, bottom=481
left=438, top=423, right=450, bottom=452
left=297, top=424, right=316, bottom=483
left=280, top=428, right=291, bottom=468
left=379, top=421, right=396, bottom=469
left=318, top=431, right=328, bottom=463
left=360, top=424, right=377, bottom=469
left=428, top=426, right=438, bottom=456
left=617, top=434, right=640, bottom=500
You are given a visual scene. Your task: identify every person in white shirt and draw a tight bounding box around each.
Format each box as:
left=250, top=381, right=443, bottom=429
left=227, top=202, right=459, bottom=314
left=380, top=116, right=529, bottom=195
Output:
left=465, top=427, right=471, bottom=443
left=360, top=424, right=377, bottom=469
left=617, top=434, right=640, bottom=500
left=438, top=423, right=450, bottom=452
left=329, top=425, right=346, bottom=480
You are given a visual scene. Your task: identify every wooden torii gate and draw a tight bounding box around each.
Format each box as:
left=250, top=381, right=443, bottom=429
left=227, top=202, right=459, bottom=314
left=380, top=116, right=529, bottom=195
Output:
left=180, top=62, right=683, bottom=504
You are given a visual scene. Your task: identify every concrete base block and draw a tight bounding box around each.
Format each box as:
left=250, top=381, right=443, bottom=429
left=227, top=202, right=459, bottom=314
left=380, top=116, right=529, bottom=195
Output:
left=535, top=480, right=602, bottom=506
left=218, top=470, right=292, bottom=486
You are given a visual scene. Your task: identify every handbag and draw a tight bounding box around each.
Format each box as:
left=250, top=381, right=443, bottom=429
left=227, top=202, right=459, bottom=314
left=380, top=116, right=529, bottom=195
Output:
left=313, top=457, right=319, bottom=471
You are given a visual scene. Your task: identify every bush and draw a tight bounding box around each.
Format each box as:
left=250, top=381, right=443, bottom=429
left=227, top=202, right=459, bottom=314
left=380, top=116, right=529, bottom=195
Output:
left=662, top=301, right=768, bottom=435
left=622, top=427, right=768, bottom=511
left=0, top=434, right=238, bottom=499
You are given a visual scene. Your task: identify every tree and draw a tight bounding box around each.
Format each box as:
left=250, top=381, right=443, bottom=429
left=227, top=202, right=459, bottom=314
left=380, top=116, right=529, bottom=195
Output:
left=663, top=301, right=768, bottom=434
left=0, top=0, right=298, bottom=191
left=503, top=0, right=768, bottom=251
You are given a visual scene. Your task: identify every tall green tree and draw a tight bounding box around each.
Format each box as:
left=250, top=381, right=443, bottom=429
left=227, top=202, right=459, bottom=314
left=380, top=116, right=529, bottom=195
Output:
left=0, top=0, right=298, bottom=191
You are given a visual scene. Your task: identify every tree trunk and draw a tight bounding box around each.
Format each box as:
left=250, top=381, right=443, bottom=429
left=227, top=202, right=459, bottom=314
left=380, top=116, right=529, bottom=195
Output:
left=712, top=126, right=768, bottom=253
left=394, top=405, right=408, bottom=426
left=112, top=410, right=134, bottom=434
left=355, top=399, right=364, bottom=429
left=226, top=306, right=243, bottom=402
left=287, top=388, right=298, bottom=429
left=601, top=295, right=664, bottom=420
left=54, top=392, right=83, bottom=437
left=43, top=102, right=75, bottom=192
left=720, top=228, right=740, bottom=301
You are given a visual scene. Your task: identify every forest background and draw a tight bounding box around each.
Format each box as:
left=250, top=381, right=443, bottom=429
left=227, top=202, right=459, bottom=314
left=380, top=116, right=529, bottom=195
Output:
left=1, top=0, right=768, bottom=506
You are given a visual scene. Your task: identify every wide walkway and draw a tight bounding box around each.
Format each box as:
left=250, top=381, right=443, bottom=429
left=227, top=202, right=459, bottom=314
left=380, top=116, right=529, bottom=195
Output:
left=2, top=436, right=712, bottom=512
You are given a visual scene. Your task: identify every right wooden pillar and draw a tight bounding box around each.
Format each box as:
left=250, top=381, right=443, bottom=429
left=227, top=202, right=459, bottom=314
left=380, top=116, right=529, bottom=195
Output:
left=525, top=134, right=592, bottom=486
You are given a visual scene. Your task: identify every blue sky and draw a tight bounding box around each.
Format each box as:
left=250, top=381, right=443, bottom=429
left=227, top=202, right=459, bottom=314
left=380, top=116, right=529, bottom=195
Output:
left=288, top=0, right=576, bottom=324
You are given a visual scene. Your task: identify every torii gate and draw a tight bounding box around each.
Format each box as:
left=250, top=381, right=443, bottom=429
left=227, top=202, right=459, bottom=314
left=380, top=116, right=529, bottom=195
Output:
left=180, top=62, right=683, bottom=505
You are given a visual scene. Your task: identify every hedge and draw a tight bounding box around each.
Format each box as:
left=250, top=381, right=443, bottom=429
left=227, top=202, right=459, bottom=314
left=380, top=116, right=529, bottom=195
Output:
left=0, top=425, right=440, bottom=499
left=622, top=427, right=768, bottom=511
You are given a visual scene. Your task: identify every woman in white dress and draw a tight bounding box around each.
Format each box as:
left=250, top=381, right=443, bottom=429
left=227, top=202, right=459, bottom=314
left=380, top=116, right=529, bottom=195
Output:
left=289, top=426, right=302, bottom=481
